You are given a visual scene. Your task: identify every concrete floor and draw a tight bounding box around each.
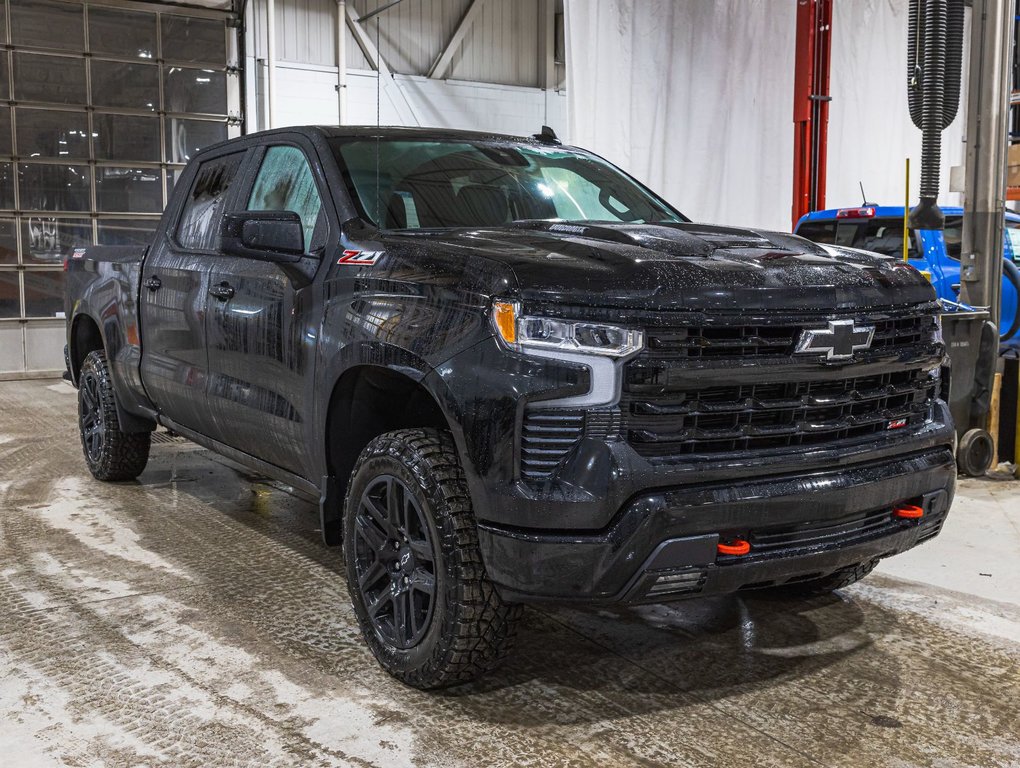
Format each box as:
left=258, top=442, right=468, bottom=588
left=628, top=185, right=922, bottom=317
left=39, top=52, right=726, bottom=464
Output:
left=1, top=379, right=1019, bottom=768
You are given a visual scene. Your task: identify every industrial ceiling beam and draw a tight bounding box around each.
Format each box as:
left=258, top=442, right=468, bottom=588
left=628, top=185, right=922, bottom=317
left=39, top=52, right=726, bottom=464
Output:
left=427, top=0, right=488, bottom=79
left=343, top=2, right=420, bottom=126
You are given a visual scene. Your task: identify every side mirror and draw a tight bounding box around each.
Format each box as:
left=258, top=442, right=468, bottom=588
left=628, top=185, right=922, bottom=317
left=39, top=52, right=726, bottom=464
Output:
left=219, top=210, right=304, bottom=262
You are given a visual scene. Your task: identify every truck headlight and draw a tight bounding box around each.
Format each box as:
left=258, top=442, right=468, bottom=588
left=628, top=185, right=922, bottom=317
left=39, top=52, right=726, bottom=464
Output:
left=491, top=301, right=644, bottom=358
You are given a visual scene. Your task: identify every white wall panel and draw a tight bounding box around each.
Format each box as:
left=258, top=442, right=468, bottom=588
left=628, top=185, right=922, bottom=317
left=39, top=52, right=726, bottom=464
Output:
left=0, top=325, right=23, bottom=374
left=269, top=63, right=568, bottom=139
left=24, top=323, right=65, bottom=373
left=277, top=0, right=338, bottom=66
left=827, top=0, right=966, bottom=211
left=566, top=0, right=796, bottom=231
left=447, top=0, right=541, bottom=87
left=274, top=65, right=346, bottom=126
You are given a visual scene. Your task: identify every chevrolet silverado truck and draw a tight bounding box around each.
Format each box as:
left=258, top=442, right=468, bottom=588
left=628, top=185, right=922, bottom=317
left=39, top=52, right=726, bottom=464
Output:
left=65, top=126, right=955, bottom=689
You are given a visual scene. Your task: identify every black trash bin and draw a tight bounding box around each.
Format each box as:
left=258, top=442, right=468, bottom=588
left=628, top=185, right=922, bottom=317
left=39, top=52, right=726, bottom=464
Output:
left=941, top=303, right=997, bottom=475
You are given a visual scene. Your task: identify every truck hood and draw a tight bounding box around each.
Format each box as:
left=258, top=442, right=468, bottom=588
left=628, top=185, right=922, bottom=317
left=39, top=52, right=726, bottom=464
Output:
left=405, top=221, right=936, bottom=313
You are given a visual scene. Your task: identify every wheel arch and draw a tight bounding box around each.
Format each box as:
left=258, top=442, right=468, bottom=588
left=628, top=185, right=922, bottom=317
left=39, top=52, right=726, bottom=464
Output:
left=319, top=363, right=461, bottom=545
left=69, top=312, right=105, bottom=385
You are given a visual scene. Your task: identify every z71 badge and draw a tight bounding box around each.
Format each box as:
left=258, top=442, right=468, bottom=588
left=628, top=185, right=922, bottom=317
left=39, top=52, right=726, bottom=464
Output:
left=337, top=249, right=383, bottom=266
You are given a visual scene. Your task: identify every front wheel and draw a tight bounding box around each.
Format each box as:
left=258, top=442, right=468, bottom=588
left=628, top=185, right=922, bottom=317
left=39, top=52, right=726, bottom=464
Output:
left=342, top=428, right=521, bottom=689
left=78, top=350, right=151, bottom=481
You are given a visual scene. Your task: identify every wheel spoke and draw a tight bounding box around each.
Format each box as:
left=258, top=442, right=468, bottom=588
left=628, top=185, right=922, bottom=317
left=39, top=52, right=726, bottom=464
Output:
left=387, top=477, right=406, bottom=531
left=407, top=536, right=434, bottom=563
left=354, top=511, right=389, bottom=553
left=365, top=590, right=389, bottom=620
left=392, top=589, right=410, bottom=647
left=409, top=567, right=435, bottom=597
left=363, top=495, right=397, bottom=539
left=357, top=556, right=388, bottom=591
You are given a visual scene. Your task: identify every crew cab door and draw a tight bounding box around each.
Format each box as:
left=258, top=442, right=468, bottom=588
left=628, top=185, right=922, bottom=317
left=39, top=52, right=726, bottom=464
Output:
left=202, top=141, right=329, bottom=475
left=139, top=150, right=248, bottom=430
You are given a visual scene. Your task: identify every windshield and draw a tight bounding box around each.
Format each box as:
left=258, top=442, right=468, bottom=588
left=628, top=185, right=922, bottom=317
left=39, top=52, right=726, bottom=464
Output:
left=330, top=138, right=685, bottom=230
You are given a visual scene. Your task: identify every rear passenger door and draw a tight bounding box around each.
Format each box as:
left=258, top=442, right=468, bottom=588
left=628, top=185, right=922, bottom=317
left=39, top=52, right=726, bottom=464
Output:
left=140, top=150, right=247, bottom=431
left=202, top=141, right=328, bottom=475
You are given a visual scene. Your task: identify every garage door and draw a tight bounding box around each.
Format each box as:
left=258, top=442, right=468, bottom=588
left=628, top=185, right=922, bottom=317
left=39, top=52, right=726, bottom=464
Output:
left=0, top=0, right=240, bottom=375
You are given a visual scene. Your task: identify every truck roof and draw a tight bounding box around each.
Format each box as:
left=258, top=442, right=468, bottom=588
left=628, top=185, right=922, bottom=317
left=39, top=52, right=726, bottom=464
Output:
left=799, top=205, right=1020, bottom=227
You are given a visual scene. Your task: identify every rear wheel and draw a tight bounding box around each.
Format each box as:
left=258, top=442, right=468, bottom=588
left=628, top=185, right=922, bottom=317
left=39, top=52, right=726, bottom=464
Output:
left=78, top=350, right=151, bottom=481
left=342, top=428, right=521, bottom=689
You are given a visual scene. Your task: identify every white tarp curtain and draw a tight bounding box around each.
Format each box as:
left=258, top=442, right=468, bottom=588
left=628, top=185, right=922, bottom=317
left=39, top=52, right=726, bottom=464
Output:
left=827, top=0, right=966, bottom=212
left=566, top=0, right=966, bottom=233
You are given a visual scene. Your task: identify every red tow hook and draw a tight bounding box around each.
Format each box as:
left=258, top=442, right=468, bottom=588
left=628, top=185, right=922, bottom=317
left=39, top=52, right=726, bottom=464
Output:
left=717, top=539, right=751, bottom=556
left=893, top=504, right=924, bottom=519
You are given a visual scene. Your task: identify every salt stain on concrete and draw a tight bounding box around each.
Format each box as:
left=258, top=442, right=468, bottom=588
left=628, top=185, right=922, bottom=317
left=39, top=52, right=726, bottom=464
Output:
left=34, top=477, right=191, bottom=579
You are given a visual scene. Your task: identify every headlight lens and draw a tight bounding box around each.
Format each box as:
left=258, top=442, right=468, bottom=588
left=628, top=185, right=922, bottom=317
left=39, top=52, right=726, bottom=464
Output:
left=492, top=301, right=643, bottom=358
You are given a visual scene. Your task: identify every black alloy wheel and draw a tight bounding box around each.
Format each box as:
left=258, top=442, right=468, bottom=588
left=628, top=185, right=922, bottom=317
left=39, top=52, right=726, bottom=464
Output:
left=353, top=474, right=437, bottom=650
left=76, top=350, right=151, bottom=481
left=79, top=370, right=105, bottom=463
left=342, top=429, right=521, bottom=689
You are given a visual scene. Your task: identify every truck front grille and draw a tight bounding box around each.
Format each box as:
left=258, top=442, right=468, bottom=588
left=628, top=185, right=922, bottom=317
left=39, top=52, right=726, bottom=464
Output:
left=644, top=311, right=936, bottom=361
left=622, top=368, right=937, bottom=457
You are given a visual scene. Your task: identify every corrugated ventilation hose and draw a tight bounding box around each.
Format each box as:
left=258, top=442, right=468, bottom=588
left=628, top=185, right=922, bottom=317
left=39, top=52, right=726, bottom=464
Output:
left=907, top=0, right=966, bottom=230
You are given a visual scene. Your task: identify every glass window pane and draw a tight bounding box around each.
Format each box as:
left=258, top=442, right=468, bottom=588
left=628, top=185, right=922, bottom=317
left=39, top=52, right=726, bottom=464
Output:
left=0, top=53, right=8, bottom=101
left=18, top=164, right=91, bottom=212
left=88, top=7, right=157, bottom=60
left=177, top=151, right=244, bottom=250
left=0, top=108, right=11, bottom=157
left=97, top=218, right=159, bottom=246
left=0, top=0, right=6, bottom=45
left=0, top=162, right=14, bottom=210
left=14, top=53, right=87, bottom=105
left=22, top=217, right=91, bottom=265
left=23, top=270, right=65, bottom=318
left=161, top=16, right=226, bottom=66
left=93, top=114, right=160, bottom=162
left=0, top=219, right=17, bottom=264
left=248, top=146, right=323, bottom=252
left=165, top=119, right=227, bottom=164
left=10, top=0, right=83, bottom=52
left=16, top=109, right=89, bottom=160
left=0, top=272, right=19, bottom=318
left=91, top=61, right=159, bottom=111
left=164, top=67, right=227, bottom=115
left=96, top=167, right=163, bottom=213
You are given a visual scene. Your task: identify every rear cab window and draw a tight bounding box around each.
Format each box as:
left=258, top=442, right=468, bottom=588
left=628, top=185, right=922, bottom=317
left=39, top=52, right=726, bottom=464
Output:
left=797, top=217, right=920, bottom=259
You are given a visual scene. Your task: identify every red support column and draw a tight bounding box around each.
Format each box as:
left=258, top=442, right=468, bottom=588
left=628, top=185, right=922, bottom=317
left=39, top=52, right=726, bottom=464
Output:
left=792, top=0, right=833, bottom=228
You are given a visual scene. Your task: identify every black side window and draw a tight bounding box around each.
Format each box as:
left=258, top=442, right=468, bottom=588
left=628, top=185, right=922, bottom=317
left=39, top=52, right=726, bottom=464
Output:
left=176, top=151, right=244, bottom=250
left=247, top=145, right=325, bottom=252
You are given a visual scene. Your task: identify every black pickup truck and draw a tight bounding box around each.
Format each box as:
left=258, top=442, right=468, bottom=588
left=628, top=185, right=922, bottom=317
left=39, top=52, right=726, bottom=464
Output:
left=65, top=126, right=955, bottom=688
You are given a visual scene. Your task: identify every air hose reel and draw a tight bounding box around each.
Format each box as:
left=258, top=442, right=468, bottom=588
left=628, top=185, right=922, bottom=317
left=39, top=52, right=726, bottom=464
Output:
left=907, top=0, right=966, bottom=231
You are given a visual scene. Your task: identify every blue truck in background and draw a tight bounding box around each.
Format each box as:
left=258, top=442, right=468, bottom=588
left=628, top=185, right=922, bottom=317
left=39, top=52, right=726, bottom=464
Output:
left=795, top=206, right=1020, bottom=345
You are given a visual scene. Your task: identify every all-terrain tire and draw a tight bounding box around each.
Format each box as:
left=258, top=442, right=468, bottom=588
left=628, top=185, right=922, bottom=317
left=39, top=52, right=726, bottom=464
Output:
left=766, top=559, right=878, bottom=598
left=78, top=350, right=151, bottom=481
left=342, top=428, right=522, bottom=689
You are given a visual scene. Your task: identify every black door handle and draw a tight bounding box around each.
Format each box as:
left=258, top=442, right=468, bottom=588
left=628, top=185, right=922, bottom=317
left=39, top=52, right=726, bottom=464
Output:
left=144, top=276, right=162, bottom=291
left=209, top=282, right=235, bottom=301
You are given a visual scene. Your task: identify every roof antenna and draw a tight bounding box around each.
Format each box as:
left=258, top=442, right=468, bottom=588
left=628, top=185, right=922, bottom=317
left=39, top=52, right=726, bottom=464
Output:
left=532, top=125, right=561, bottom=145
left=859, top=181, right=876, bottom=207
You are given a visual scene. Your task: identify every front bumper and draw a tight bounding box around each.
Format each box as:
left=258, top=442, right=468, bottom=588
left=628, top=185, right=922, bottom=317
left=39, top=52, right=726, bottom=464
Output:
left=478, top=446, right=955, bottom=603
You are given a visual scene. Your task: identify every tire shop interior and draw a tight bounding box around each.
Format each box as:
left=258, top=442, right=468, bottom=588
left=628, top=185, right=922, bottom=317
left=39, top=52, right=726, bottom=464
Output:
left=1, top=1, right=1019, bottom=766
